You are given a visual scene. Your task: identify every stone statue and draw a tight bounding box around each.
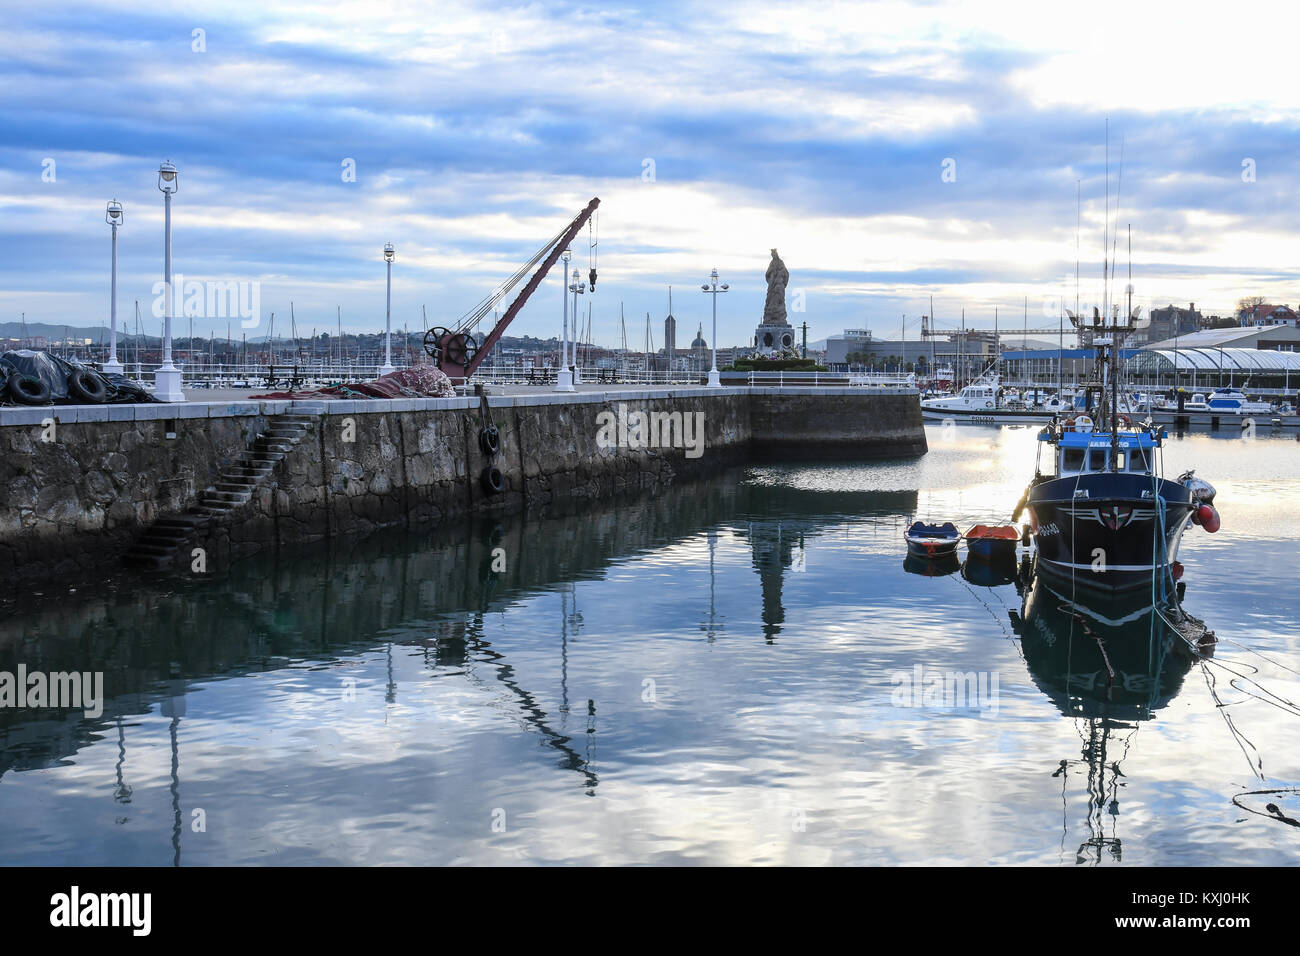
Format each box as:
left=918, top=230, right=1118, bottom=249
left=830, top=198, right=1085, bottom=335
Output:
left=762, top=248, right=789, bottom=326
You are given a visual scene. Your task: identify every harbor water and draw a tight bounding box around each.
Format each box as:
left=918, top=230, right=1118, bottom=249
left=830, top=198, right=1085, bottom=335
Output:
left=2, top=423, right=1298, bottom=865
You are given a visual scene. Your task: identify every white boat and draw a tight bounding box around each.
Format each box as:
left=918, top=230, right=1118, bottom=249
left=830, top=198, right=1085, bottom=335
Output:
left=920, top=374, right=1071, bottom=423
left=1205, top=387, right=1274, bottom=415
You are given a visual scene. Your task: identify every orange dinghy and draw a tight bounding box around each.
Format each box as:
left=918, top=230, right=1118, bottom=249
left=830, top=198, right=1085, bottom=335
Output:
left=964, top=524, right=1020, bottom=560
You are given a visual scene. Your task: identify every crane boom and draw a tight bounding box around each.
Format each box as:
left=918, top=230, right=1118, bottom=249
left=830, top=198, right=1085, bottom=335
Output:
left=425, top=197, right=601, bottom=382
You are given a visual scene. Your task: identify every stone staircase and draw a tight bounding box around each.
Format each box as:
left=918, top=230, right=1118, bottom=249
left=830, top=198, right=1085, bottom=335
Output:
left=122, top=406, right=321, bottom=570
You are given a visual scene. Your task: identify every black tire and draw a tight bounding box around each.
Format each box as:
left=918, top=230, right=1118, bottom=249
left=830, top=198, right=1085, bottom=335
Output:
left=478, top=424, right=501, bottom=457
left=480, top=465, right=504, bottom=495
left=68, top=368, right=108, bottom=403
left=8, top=375, right=51, bottom=405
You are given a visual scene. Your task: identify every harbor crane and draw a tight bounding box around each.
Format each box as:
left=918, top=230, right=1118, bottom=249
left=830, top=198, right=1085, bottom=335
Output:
left=424, top=197, right=600, bottom=382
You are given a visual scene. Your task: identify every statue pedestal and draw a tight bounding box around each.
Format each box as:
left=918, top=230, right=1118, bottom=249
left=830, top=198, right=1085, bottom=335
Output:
left=755, top=324, right=795, bottom=352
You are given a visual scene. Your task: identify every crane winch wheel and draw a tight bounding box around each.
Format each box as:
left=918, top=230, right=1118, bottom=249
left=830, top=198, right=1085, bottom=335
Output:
left=423, top=326, right=453, bottom=360
left=444, top=332, right=477, bottom=367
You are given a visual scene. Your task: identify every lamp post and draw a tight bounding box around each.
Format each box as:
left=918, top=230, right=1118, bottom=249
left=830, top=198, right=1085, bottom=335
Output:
left=154, top=162, right=184, bottom=402
left=569, top=268, right=586, bottom=384
left=700, top=268, right=728, bottom=387
left=380, top=243, right=396, bottom=376
left=104, top=200, right=124, bottom=374
left=556, top=248, right=574, bottom=392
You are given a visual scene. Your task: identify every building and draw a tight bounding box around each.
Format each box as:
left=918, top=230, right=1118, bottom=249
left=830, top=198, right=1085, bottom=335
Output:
left=824, top=329, right=873, bottom=364
left=1238, top=303, right=1298, bottom=327
left=664, top=289, right=677, bottom=362
left=1134, top=302, right=1201, bottom=345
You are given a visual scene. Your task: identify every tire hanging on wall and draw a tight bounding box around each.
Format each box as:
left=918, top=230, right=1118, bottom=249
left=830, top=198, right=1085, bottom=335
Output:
left=478, top=424, right=501, bottom=457
left=480, top=466, right=505, bottom=495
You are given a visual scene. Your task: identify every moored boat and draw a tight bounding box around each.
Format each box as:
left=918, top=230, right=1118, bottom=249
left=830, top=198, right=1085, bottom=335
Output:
left=964, top=523, right=1020, bottom=560
left=904, top=521, right=960, bottom=558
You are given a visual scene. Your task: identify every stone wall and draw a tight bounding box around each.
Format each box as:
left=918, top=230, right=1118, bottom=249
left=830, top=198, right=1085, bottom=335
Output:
left=0, top=387, right=924, bottom=592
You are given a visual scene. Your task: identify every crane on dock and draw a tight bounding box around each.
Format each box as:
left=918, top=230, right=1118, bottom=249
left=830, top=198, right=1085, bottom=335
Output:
left=424, top=197, right=600, bottom=382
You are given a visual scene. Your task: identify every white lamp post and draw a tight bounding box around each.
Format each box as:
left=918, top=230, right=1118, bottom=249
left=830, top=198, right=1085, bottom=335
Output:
left=154, top=162, right=184, bottom=402
left=379, top=243, right=396, bottom=376
left=104, top=200, right=124, bottom=374
left=701, top=268, right=728, bottom=387
left=569, top=267, right=586, bottom=384
left=555, top=248, right=574, bottom=392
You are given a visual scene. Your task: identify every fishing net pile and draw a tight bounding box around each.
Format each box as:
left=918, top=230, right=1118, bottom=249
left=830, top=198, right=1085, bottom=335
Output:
left=251, top=364, right=456, bottom=401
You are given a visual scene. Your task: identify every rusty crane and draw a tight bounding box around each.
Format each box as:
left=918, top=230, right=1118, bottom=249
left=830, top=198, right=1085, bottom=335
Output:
left=423, top=197, right=600, bottom=382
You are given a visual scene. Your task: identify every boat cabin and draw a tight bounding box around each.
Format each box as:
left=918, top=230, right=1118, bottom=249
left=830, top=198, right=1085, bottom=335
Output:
left=1041, top=427, right=1161, bottom=477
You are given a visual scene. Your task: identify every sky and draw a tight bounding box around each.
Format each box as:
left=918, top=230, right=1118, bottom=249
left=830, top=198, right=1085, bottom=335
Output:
left=4, top=0, right=1300, bottom=348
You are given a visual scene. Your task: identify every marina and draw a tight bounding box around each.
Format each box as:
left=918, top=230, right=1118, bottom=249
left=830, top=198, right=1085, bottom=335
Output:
left=2, top=423, right=1297, bottom=866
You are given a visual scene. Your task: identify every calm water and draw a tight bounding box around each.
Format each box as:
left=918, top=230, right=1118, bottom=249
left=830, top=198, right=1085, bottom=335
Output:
left=3, top=423, right=1299, bottom=866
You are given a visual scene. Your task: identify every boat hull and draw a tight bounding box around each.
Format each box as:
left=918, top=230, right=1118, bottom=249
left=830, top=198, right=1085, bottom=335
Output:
left=905, top=538, right=960, bottom=558
left=1027, top=472, right=1194, bottom=594
left=921, top=406, right=1060, bottom=425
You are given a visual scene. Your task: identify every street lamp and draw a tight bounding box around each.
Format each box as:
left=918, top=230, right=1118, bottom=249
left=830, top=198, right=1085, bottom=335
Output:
left=555, top=248, right=574, bottom=392
left=104, top=200, right=124, bottom=374
left=700, top=268, right=728, bottom=387
left=154, top=162, right=184, bottom=402
left=569, top=268, right=586, bottom=384
left=380, top=243, right=396, bottom=376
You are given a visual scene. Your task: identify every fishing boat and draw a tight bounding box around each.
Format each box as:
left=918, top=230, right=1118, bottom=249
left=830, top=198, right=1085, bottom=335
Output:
left=964, top=523, right=1020, bottom=560
left=1013, top=328, right=1220, bottom=593
left=904, top=521, right=960, bottom=558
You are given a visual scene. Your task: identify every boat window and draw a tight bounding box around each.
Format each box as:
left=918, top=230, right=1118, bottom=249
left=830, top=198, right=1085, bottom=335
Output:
left=1088, top=449, right=1107, bottom=470
left=1114, top=452, right=1125, bottom=470
left=1062, top=448, right=1085, bottom=471
left=1128, top=450, right=1150, bottom=472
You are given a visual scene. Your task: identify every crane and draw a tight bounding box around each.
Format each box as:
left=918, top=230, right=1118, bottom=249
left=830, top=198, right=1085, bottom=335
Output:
left=424, top=197, right=600, bottom=382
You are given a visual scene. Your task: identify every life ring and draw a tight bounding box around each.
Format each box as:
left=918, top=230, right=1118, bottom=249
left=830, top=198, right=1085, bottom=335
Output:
left=1115, top=414, right=1130, bottom=427
left=7, top=374, right=50, bottom=405
left=68, top=368, right=108, bottom=404
left=984, top=401, right=993, bottom=408
left=478, top=424, right=501, bottom=457
left=480, top=465, right=505, bottom=495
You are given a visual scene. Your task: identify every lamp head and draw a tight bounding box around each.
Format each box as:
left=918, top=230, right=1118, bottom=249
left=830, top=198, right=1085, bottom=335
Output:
left=720, top=283, right=729, bottom=291
left=106, top=199, right=124, bottom=226
left=157, top=161, right=178, bottom=194
left=384, top=242, right=395, bottom=262
left=562, top=248, right=571, bottom=262
left=701, top=284, right=710, bottom=291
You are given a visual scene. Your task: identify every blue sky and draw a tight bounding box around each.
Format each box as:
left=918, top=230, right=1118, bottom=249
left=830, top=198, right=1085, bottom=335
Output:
left=4, top=0, right=1300, bottom=347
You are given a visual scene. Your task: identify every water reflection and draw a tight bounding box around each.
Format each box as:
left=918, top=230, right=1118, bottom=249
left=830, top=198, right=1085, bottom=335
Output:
left=2, top=429, right=1298, bottom=865
left=1012, top=568, right=1208, bottom=864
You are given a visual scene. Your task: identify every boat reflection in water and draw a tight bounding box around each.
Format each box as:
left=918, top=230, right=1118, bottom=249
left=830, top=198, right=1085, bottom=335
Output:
left=903, top=552, right=960, bottom=578
left=1010, top=563, right=1214, bottom=864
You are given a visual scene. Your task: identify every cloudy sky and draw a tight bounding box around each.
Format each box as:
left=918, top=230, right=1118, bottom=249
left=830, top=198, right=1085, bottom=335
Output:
left=5, top=0, right=1300, bottom=347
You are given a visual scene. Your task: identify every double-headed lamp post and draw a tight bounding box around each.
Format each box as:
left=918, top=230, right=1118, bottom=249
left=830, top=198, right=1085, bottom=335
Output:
left=380, top=243, right=396, bottom=376
left=555, top=248, right=575, bottom=392
left=154, top=162, right=184, bottom=402
left=569, top=268, right=586, bottom=384
left=701, top=268, right=728, bottom=387
left=104, top=200, right=124, bottom=374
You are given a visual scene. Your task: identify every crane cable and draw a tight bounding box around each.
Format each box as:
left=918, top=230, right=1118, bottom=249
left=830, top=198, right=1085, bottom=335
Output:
left=452, top=218, right=574, bottom=336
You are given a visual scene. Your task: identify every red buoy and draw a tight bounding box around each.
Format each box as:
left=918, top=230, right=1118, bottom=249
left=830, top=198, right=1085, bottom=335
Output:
left=1198, top=504, right=1220, bottom=533
left=1171, top=561, right=1184, bottom=580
